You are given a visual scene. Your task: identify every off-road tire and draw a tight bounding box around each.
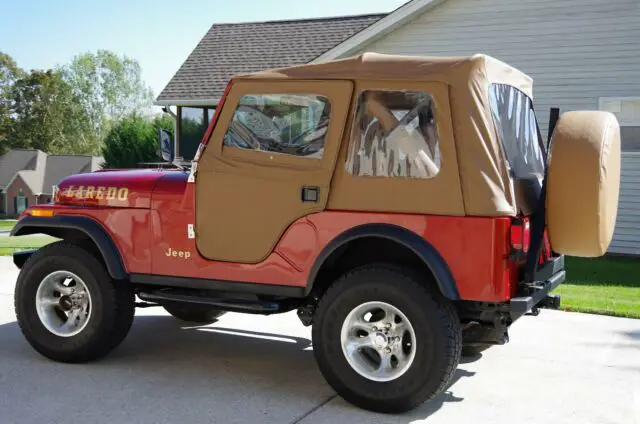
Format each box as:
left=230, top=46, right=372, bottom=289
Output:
left=312, top=264, right=462, bottom=414
left=14, top=241, right=135, bottom=363
left=162, top=303, right=226, bottom=324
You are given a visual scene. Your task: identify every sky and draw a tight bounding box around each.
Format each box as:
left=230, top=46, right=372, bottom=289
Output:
left=1, top=0, right=408, bottom=101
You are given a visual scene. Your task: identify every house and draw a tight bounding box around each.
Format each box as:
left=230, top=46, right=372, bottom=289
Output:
left=155, top=0, right=640, bottom=254
left=0, top=149, right=103, bottom=216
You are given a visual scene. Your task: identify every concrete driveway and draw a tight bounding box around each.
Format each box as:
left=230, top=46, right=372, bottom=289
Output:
left=0, top=256, right=638, bottom=424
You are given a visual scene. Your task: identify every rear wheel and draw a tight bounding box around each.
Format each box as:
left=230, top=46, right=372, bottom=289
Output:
left=312, top=264, right=461, bottom=413
left=14, top=241, right=135, bottom=363
left=162, top=303, right=226, bottom=324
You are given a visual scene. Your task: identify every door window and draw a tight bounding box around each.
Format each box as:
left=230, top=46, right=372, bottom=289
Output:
left=345, top=90, right=441, bottom=179
left=223, top=93, right=331, bottom=159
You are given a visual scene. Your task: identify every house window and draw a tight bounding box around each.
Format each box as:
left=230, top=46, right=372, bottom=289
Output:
left=489, top=84, right=546, bottom=180
left=223, top=93, right=330, bottom=159
left=599, top=97, right=640, bottom=151
left=179, top=107, right=216, bottom=160
left=345, top=90, right=441, bottom=179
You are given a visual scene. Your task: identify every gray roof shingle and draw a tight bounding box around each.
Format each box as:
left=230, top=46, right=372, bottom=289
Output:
left=156, top=13, right=386, bottom=103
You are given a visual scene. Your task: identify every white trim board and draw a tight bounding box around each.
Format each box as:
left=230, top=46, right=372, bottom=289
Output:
left=311, top=0, right=447, bottom=63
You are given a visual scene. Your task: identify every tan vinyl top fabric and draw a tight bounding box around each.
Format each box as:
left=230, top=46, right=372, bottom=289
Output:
left=234, top=53, right=533, bottom=97
left=229, top=53, right=535, bottom=216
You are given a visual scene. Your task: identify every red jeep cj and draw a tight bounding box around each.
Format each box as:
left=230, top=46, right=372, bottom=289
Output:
left=10, top=53, right=621, bottom=413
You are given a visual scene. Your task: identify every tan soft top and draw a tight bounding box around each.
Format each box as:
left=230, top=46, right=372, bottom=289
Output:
left=224, top=53, right=537, bottom=217
left=235, top=52, right=533, bottom=99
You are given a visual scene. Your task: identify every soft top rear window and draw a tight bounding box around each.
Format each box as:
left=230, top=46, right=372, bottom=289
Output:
left=489, top=84, right=546, bottom=180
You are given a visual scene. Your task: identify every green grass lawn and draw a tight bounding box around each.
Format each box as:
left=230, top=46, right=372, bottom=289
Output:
left=553, top=256, right=640, bottom=319
left=0, top=234, right=58, bottom=256
left=0, top=219, right=17, bottom=231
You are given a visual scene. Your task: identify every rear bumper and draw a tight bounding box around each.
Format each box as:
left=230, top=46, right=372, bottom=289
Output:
left=510, top=255, right=565, bottom=320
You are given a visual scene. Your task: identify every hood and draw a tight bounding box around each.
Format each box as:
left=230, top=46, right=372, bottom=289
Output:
left=55, top=169, right=176, bottom=208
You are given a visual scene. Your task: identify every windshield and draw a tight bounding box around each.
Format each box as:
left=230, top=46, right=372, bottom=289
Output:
left=489, top=84, right=546, bottom=180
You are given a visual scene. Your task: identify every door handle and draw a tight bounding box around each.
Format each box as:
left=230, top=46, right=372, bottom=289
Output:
left=301, top=186, right=320, bottom=203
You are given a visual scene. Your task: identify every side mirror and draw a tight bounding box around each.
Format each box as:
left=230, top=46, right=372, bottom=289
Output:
left=158, top=128, right=174, bottom=162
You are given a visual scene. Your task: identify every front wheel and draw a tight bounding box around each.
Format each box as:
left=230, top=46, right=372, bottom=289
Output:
left=312, top=265, right=462, bottom=413
left=14, top=241, right=135, bottom=363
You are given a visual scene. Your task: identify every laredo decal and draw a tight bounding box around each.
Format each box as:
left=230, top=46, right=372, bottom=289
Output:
left=61, top=185, right=129, bottom=201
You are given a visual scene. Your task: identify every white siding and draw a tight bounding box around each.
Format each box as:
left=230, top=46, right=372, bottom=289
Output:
left=349, top=0, right=640, bottom=254
left=350, top=0, right=640, bottom=141
left=610, top=153, right=640, bottom=256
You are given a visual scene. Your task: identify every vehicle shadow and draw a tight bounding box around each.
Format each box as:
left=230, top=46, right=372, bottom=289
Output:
left=620, top=330, right=640, bottom=340
left=0, top=313, right=475, bottom=423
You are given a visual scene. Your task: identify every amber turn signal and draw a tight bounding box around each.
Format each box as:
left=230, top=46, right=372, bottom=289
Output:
left=27, top=209, right=55, bottom=217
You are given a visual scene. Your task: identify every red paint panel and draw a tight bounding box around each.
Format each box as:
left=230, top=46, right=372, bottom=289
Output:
left=25, top=204, right=153, bottom=274
left=274, top=218, right=319, bottom=272
left=306, top=212, right=513, bottom=301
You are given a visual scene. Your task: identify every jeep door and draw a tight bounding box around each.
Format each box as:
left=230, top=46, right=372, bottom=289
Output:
left=194, top=79, right=353, bottom=263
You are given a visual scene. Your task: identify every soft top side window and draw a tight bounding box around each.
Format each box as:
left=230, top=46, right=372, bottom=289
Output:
left=345, top=90, right=441, bottom=179
left=489, top=84, right=546, bottom=180
left=223, top=93, right=331, bottom=159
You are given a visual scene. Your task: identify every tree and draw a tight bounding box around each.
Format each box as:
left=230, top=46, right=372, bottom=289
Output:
left=0, top=52, right=25, bottom=153
left=101, top=113, right=174, bottom=169
left=61, top=50, right=155, bottom=144
left=7, top=69, right=95, bottom=154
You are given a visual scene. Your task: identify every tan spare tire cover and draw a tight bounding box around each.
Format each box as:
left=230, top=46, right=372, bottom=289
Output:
left=546, top=111, right=621, bottom=257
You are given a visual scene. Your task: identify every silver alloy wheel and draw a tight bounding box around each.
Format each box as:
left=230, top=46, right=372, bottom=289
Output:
left=35, top=270, right=92, bottom=337
left=340, top=301, right=417, bottom=382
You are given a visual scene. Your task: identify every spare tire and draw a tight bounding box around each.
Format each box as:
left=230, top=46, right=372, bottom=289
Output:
left=546, top=111, right=621, bottom=257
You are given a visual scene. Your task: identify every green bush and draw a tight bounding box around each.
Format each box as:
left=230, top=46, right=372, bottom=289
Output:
left=101, top=113, right=173, bottom=169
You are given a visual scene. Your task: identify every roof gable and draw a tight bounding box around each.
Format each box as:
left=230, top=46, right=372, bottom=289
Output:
left=312, top=0, right=447, bottom=63
left=155, top=13, right=386, bottom=105
left=0, top=149, right=43, bottom=188
left=0, top=150, right=103, bottom=195
left=42, top=155, right=98, bottom=194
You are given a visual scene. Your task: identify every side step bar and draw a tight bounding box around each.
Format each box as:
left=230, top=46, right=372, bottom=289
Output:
left=137, top=290, right=295, bottom=315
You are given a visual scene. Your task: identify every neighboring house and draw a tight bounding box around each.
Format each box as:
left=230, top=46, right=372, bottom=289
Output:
left=0, top=149, right=103, bottom=216
left=155, top=0, right=640, bottom=254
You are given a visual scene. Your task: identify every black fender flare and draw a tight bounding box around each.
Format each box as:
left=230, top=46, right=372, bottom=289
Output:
left=10, top=215, right=128, bottom=280
left=306, top=223, right=460, bottom=300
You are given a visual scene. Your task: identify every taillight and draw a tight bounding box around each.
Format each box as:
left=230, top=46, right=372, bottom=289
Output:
left=510, top=218, right=530, bottom=261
